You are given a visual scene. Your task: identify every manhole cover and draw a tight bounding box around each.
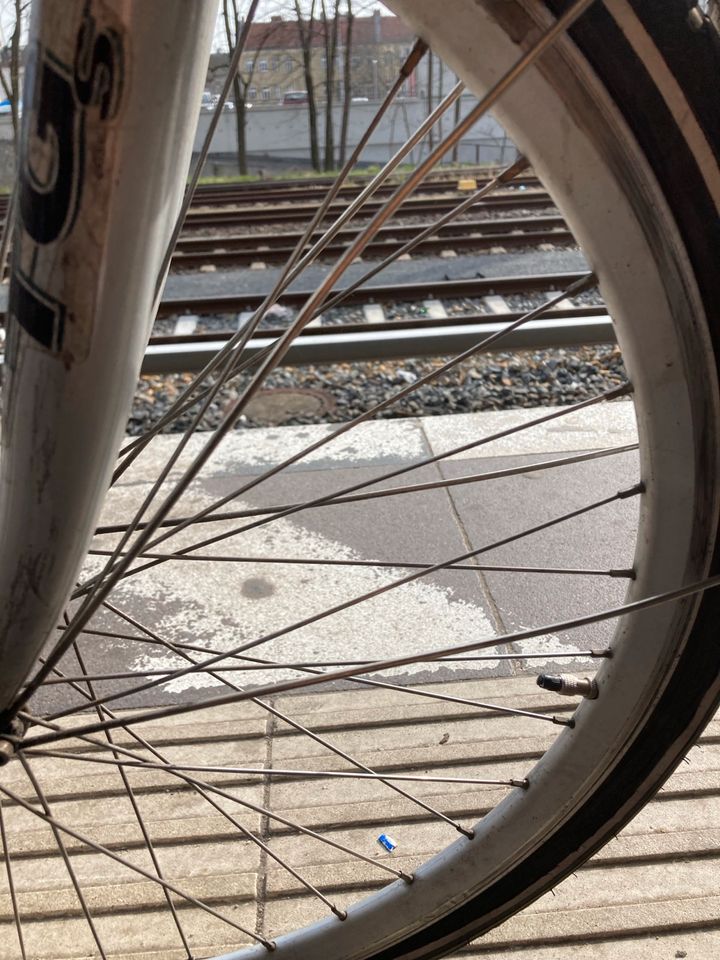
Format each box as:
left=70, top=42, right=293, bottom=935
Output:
left=243, top=387, right=335, bottom=425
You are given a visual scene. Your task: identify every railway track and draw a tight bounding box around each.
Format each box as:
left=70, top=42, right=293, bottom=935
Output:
left=156, top=270, right=587, bottom=318
left=0, top=168, right=539, bottom=218
left=172, top=214, right=572, bottom=269
left=183, top=174, right=541, bottom=207
left=141, top=272, right=611, bottom=373
left=183, top=190, right=554, bottom=229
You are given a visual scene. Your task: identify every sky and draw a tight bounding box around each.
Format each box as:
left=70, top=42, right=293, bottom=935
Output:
left=213, top=1, right=394, bottom=52
left=0, top=1, right=395, bottom=49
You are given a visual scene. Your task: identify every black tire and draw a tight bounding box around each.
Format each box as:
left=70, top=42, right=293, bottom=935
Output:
left=370, top=2, right=720, bottom=956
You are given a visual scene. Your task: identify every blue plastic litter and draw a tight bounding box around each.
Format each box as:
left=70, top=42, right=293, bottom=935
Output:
left=377, top=833, right=397, bottom=852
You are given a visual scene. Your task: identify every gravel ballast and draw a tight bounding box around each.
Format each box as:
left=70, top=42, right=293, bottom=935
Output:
left=127, top=344, right=628, bottom=435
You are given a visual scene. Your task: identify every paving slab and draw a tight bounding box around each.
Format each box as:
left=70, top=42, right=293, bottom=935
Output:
left=2, top=673, right=717, bottom=957
left=420, top=399, right=637, bottom=460
left=117, top=417, right=431, bottom=486
left=439, top=447, right=639, bottom=653
left=5, top=406, right=715, bottom=957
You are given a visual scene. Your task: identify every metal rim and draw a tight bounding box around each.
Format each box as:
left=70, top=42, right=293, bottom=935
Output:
left=0, top=3, right=718, bottom=957
left=227, top=1, right=720, bottom=955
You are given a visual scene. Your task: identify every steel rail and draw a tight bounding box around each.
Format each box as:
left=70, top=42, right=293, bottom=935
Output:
left=175, top=213, right=567, bottom=252
left=152, top=270, right=590, bottom=318
left=0, top=173, right=541, bottom=220
left=177, top=174, right=542, bottom=206
left=172, top=226, right=574, bottom=270
left=151, top=304, right=606, bottom=343
left=142, top=310, right=613, bottom=373
left=183, top=191, right=554, bottom=228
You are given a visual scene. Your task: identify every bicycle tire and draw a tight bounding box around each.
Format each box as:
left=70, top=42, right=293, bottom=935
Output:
left=0, top=2, right=718, bottom=958
left=340, top=0, right=720, bottom=955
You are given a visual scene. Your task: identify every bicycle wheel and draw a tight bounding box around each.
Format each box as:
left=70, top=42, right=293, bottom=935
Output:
left=0, top=1, right=719, bottom=958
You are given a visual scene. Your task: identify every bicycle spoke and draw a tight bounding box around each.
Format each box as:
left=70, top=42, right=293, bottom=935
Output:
left=77, top=289, right=621, bottom=601
left=42, top=484, right=639, bottom=721
left=313, top=157, right=531, bottom=315
left=23, top=752, right=529, bottom=789
left=25, top=662, right=362, bottom=918
left=17, top=558, right=718, bottom=747
left=25, top=2, right=600, bottom=690
left=107, top=152, right=534, bottom=564
left=18, top=756, right=109, bottom=960
left=114, top=153, right=527, bottom=467
left=95, top=443, right=637, bottom=538
left=1, top=763, right=275, bottom=949
left=15, top=712, right=415, bottom=886
left=42, top=628, right=576, bottom=727
left=93, top=43, right=443, bottom=641
left=87, top=551, right=635, bottom=578
left=116, top=40, right=432, bottom=475
left=151, top=0, right=262, bottom=306
left=32, top=648, right=612, bottom=687
left=0, top=796, right=27, bottom=960
left=70, top=640, right=193, bottom=959
left=111, top=274, right=597, bottom=569
left=97, top=601, right=476, bottom=836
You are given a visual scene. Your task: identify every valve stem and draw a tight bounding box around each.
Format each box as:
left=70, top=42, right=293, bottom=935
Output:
left=537, top=674, right=598, bottom=700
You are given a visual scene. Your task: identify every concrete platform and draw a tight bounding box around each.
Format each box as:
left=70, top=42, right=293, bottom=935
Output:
left=87, top=400, right=640, bottom=708
left=3, top=402, right=716, bottom=957
left=1, top=678, right=717, bottom=957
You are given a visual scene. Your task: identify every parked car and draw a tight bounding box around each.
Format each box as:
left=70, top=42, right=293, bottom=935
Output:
left=283, top=91, right=308, bottom=105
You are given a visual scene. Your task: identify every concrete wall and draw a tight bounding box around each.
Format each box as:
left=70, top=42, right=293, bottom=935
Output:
left=0, top=94, right=514, bottom=188
left=0, top=116, right=16, bottom=187
left=193, top=94, right=515, bottom=172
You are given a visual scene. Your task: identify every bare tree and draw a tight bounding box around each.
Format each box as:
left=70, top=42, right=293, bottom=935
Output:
left=451, top=96, right=461, bottom=164
left=435, top=52, right=444, bottom=148
left=320, top=0, right=340, bottom=170
left=222, top=0, right=282, bottom=175
left=293, top=0, right=321, bottom=171
left=426, top=49, right=434, bottom=153
left=0, top=0, right=29, bottom=147
left=338, top=0, right=354, bottom=167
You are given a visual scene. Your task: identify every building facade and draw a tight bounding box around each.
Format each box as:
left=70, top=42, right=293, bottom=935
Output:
left=208, top=11, right=432, bottom=106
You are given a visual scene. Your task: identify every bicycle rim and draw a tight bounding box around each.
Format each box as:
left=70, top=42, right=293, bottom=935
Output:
left=0, top=2, right=719, bottom=958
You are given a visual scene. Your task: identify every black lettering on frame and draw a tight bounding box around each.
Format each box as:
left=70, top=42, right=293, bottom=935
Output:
left=19, top=49, right=81, bottom=247
left=9, top=270, right=67, bottom=353
left=12, top=4, right=126, bottom=355
left=73, top=8, right=124, bottom=120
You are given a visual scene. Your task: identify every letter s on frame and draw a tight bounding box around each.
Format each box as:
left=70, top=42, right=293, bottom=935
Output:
left=73, top=11, right=124, bottom=120
left=18, top=47, right=81, bottom=247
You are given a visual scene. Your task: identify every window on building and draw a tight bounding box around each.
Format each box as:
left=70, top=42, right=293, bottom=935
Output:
left=248, top=86, right=257, bottom=99
left=259, top=59, right=268, bottom=72
left=245, top=58, right=254, bottom=71
left=284, top=57, right=293, bottom=73
left=261, top=87, right=271, bottom=100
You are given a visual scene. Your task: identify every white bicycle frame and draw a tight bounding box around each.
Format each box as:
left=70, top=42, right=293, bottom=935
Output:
left=0, top=0, right=217, bottom=713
